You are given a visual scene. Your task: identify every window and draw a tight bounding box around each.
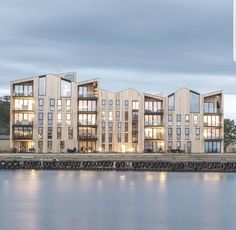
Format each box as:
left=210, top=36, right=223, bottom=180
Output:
left=109, top=100, right=113, bottom=108
left=68, top=127, right=73, bottom=139
left=193, top=115, right=198, bottom=126
left=185, top=128, right=190, bottom=140
left=109, top=144, right=112, bottom=151
left=79, top=86, right=88, bottom=97
left=132, top=101, right=139, bottom=110
left=117, top=122, right=122, bottom=132
left=39, top=76, right=46, bottom=96
left=176, top=114, right=181, bottom=126
left=124, top=100, right=129, bottom=110
left=50, top=99, right=55, bottom=111
left=168, top=114, right=173, bottom=126
left=101, top=111, right=106, bottom=121
left=168, top=94, right=175, bottom=111
left=38, top=113, right=43, bottom=125
left=102, top=100, right=106, bottom=105
left=168, top=128, right=172, bottom=140
left=109, top=111, right=113, bottom=121
left=57, top=127, right=62, bottom=139
left=196, top=128, right=200, bottom=140
left=47, top=141, right=52, bottom=152
left=177, top=128, right=181, bottom=140
left=48, top=127, right=52, bottom=139
left=66, top=99, right=71, bottom=111
left=57, top=113, right=62, bottom=124
left=204, top=115, right=220, bottom=126
left=79, top=114, right=96, bottom=125
left=116, top=100, right=120, bottom=107
left=116, top=111, right=120, bottom=121
left=168, top=141, right=172, bottom=149
left=38, top=99, right=43, bottom=111
left=125, top=111, right=128, bottom=121
left=125, top=133, right=128, bottom=143
left=48, top=113, right=53, bottom=125
left=102, top=133, right=105, bottom=143
left=204, top=102, right=215, bottom=113
left=109, top=133, right=113, bottom=143
left=108, top=122, right=113, bottom=132
left=205, top=141, right=221, bottom=153
left=101, top=122, right=106, bottom=132
left=117, top=133, right=122, bottom=143
left=38, top=127, right=43, bottom=139
left=177, top=141, right=181, bottom=149
left=38, top=141, right=43, bottom=152
left=66, top=113, right=71, bottom=125
left=61, top=79, right=71, bottom=97
left=57, top=99, right=62, bottom=111
left=190, top=91, right=200, bottom=113
left=125, top=122, right=128, bottom=132
left=185, top=114, right=190, bottom=123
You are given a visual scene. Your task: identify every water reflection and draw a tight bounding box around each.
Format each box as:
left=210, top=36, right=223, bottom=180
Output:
left=0, top=171, right=236, bottom=230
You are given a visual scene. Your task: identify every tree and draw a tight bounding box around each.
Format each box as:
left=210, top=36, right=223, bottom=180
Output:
left=0, top=96, right=10, bottom=135
left=224, top=119, right=236, bottom=152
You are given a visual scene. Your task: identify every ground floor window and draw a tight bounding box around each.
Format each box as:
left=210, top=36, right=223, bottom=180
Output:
left=144, top=141, right=164, bottom=153
left=205, top=141, right=221, bottom=153
left=79, top=141, right=96, bottom=153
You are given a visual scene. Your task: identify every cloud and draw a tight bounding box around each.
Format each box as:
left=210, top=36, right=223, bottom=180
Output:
left=0, top=0, right=236, bottom=119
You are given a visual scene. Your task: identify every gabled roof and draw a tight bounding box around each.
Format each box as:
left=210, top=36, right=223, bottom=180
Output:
left=167, top=87, right=200, bottom=96
left=203, top=90, right=223, bottom=98
left=143, top=92, right=165, bottom=100
left=78, top=78, right=99, bottom=86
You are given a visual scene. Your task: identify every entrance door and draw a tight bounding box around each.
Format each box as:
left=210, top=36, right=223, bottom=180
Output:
left=20, top=142, right=27, bottom=153
left=187, top=141, right=191, bottom=153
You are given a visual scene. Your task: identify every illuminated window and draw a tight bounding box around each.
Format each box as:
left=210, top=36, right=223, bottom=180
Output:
left=39, top=76, right=46, bottom=96
left=61, top=79, right=71, bottom=97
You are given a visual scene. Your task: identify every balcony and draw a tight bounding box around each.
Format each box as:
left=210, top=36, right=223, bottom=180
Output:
left=13, top=106, right=33, bottom=111
left=12, top=92, right=33, bottom=97
left=13, top=135, right=33, bottom=140
left=78, top=134, right=97, bottom=140
left=204, top=108, right=223, bottom=114
left=203, top=122, right=223, bottom=127
left=78, top=93, right=98, bottom=100
left=13, top=120, right=33, bottom=126
left=145, top=135, right=164, bottom=140
left=78, top=109, right=97, bottom=114
left=204, top=136, right=223, bottom=141
left=145, top=109, right=164, bottom=115
left=144, top=121, right=163, bottom=127
left=78, top=122, right=97, bottom=127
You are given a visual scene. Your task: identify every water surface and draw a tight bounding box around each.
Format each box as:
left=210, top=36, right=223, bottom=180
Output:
left=0, top=170, right=236, bottom=230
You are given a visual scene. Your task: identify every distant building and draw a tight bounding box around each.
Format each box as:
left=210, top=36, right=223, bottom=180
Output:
left=0, top=135, right=10, bottom=152
left=10, top=72, right=224, bottom=153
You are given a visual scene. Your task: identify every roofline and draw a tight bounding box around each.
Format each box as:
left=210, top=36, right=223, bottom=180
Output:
left=78, top=78, right=99, bottom=86
left=143, top=92, right=165, bottom=100
left=203, top=90, right=224, bottom=98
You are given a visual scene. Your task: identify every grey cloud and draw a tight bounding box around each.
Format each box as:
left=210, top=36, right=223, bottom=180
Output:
left=0, top=0, right=235, bottom=96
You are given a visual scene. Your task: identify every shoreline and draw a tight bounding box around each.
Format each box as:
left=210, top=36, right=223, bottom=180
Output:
left=0, top=153, right=236, bottom=172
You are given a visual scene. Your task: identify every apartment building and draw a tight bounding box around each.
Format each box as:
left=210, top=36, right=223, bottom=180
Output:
left=10, top=72, right=224, bottom=153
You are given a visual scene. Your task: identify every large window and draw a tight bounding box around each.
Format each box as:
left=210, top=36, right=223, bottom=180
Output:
left=168, top=94, right=175, bottom=111
left=145, top=128, right=163, bottom=139
left=14, top=81, right=33, bottom=97
left=205, top=141, right=221, bottom=153
left=78, top=114, right=96, bottom=125
left=61, top=79, right=71, bottom=97
left=78, top=100, right=97, bottom=112
left=14, top=99, right=33, bottom=110
left=144, top=115, right=162, bottom=126
left=190, top=91, right=200, bottom=113
left=39, top=76, right=46, bottom=96
left=204, top=115, right=220, bottom=126
left=132, top=101, right=139, bottom=110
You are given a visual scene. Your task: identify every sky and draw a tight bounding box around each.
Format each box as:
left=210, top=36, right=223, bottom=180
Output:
left=0, top=0, right=236, bottom=119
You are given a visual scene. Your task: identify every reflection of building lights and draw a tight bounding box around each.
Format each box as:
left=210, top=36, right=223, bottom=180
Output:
left=145, top=174, right=153, bottom=182
left=128, top=148, right=134, bottom=152
left=159, top=172, right=167, bottom=184
left=120, top=175, right=126, bottom=181
left=203, top=173, right=224, bottom=182
left=98, top=147, right=102, bottom=152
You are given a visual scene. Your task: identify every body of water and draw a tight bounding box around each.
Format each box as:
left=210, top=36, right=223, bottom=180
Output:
left=0, top=170, right=236, bottom=230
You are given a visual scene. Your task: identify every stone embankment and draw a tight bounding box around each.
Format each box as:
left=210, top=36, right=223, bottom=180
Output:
left=0, top=153, right=236, bottom=172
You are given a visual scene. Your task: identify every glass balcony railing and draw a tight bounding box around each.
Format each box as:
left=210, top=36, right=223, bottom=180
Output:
left=203, top=122, right=223, bottom=127
left=145, top=109, right=164, bottom=114
left=78, top=134, right=97, bottom=140
left=204, top=135, right=223, bottom=140
left=12, top=91, right=33, bottom=97
left=13, top=120, right=33, bottom=126
left=204, top=108, right=223, bottom=114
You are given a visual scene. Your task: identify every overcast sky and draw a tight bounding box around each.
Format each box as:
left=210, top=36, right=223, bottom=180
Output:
left=0, top=0, right=236, bottom=119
